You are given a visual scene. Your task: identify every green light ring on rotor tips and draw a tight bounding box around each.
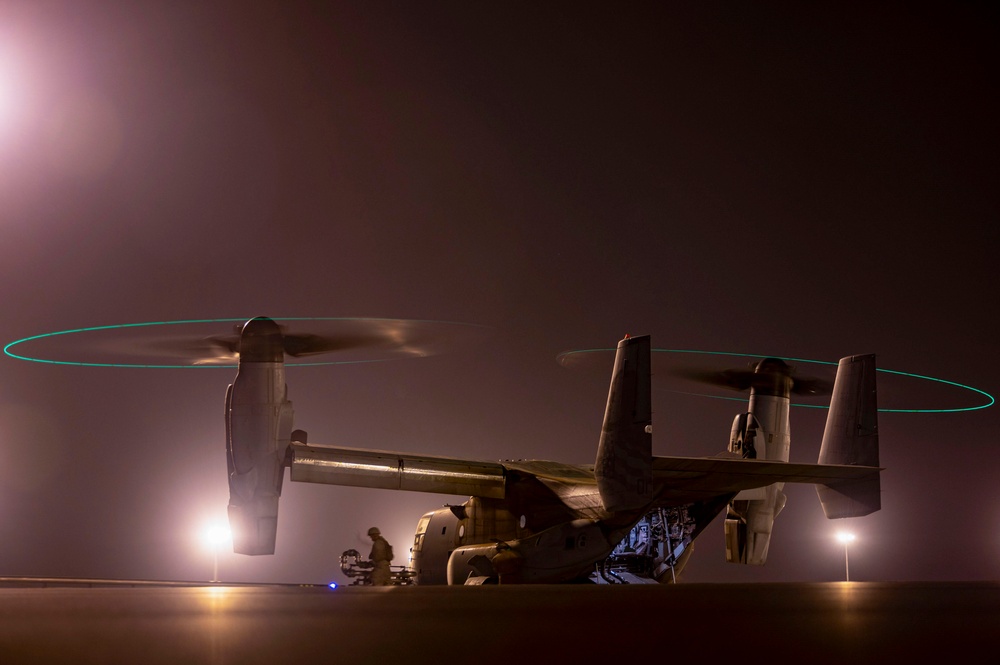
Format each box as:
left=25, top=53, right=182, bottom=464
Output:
left=554, top=348, right=995, bottom=414
left=3, top=317, right=485, bottom=369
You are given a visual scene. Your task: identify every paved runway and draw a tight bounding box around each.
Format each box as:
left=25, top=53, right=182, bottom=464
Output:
left=1, top=581, right=996, bottom=663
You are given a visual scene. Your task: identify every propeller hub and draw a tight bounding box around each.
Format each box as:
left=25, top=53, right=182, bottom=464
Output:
left=749, top=358, right=794, bottom=398
left=238, top=317, right=284, bottom=363
left=671, top=355, right=830, bottom=398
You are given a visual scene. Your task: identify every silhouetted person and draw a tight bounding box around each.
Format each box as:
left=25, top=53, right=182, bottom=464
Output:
left=367, top=527, right=393, bottom=586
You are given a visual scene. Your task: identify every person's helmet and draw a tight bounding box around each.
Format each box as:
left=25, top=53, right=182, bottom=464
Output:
left=368, top=527, right=380, bottom=536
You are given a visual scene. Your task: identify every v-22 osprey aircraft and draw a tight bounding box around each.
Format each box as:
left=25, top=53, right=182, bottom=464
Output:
left=225, top=317, right=881, bottom=584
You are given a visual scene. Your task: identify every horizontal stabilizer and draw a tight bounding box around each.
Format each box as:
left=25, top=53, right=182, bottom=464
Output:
left=816, top=354, right=880, bottom=518
left=650, top=454, right=880, bottom=503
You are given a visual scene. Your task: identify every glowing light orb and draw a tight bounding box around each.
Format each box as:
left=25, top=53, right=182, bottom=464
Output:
left=0, top=69, right=11, bottom=124
left=0, top=52, right=21, bottom=128
left=836, top=531, right=856, bottom=545
left=201, top=521, right=232, bottom=551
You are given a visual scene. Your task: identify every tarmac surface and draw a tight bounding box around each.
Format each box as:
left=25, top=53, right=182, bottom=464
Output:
left=1, top=580, right=996, bottom=664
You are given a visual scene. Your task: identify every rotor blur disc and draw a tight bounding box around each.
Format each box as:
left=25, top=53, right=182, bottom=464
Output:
left=556, top=347, right=994, bottom=414
left=4, top=317, right=492, bottom=369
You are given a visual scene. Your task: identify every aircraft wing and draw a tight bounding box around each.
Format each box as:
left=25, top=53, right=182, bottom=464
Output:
left=290, top=444, right=610, bottom=519
left=650, top=454, right=882, bottom=505
left=288, top=443, right=879, bottom=517
left=499, top=456, right=881, bottom=515
left=289, top=443, right=507, bottom=498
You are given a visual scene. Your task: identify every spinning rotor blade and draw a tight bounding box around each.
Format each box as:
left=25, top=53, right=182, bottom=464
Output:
left=278, top=318, right=462, bottom=359
left=281, top=333, right=377, bottom=357
left=789, top=376, right=833, bottom=396
left=669, top=361, right=832, bottom=396
left=89, top=318, right=486, bottom=365
left=671, top=368, right=756, bottom=391
left=111, top=334, right=241, bottom=365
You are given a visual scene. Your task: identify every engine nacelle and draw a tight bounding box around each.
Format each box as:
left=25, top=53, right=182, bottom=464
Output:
left=225, top=317, right=294, bottom=555
left=725, top=402, right=789, bottom=565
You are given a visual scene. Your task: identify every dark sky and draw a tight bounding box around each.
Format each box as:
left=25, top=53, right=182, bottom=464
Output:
left=0, top=2, right=996, bottom=585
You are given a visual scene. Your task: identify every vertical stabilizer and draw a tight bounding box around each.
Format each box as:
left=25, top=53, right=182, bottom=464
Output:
left=595, top=335, right=652, bottom=513
left=816, top=354, right=880, bottom=518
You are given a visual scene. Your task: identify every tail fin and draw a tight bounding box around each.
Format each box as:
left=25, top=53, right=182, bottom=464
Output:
left=595, top=335, right=652, bottom=513
left=816, top=354, right=881, bottom=518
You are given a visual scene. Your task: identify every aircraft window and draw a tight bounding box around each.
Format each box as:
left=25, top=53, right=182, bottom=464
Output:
left=441, top=526, right=447, bottom=535
left=458, top=524, right=465, bottom=538
left=519, top=515, right=526, bottom=529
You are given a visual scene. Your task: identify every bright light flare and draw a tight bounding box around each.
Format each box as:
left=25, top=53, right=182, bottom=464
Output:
left=201, top=521, right=232, bottom=551
left=836, top=531, right=856, bottom=545
left=200, top=519, right=232, bottom=584
left=0, top=46, right=32, bottom=137
left=0, top=61, right=16, bottom=128
left=835, top=531, right=857, bottom=582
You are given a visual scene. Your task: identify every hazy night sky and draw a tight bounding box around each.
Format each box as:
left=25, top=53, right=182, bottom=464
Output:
left=0, top=2, right=996, bottom=585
